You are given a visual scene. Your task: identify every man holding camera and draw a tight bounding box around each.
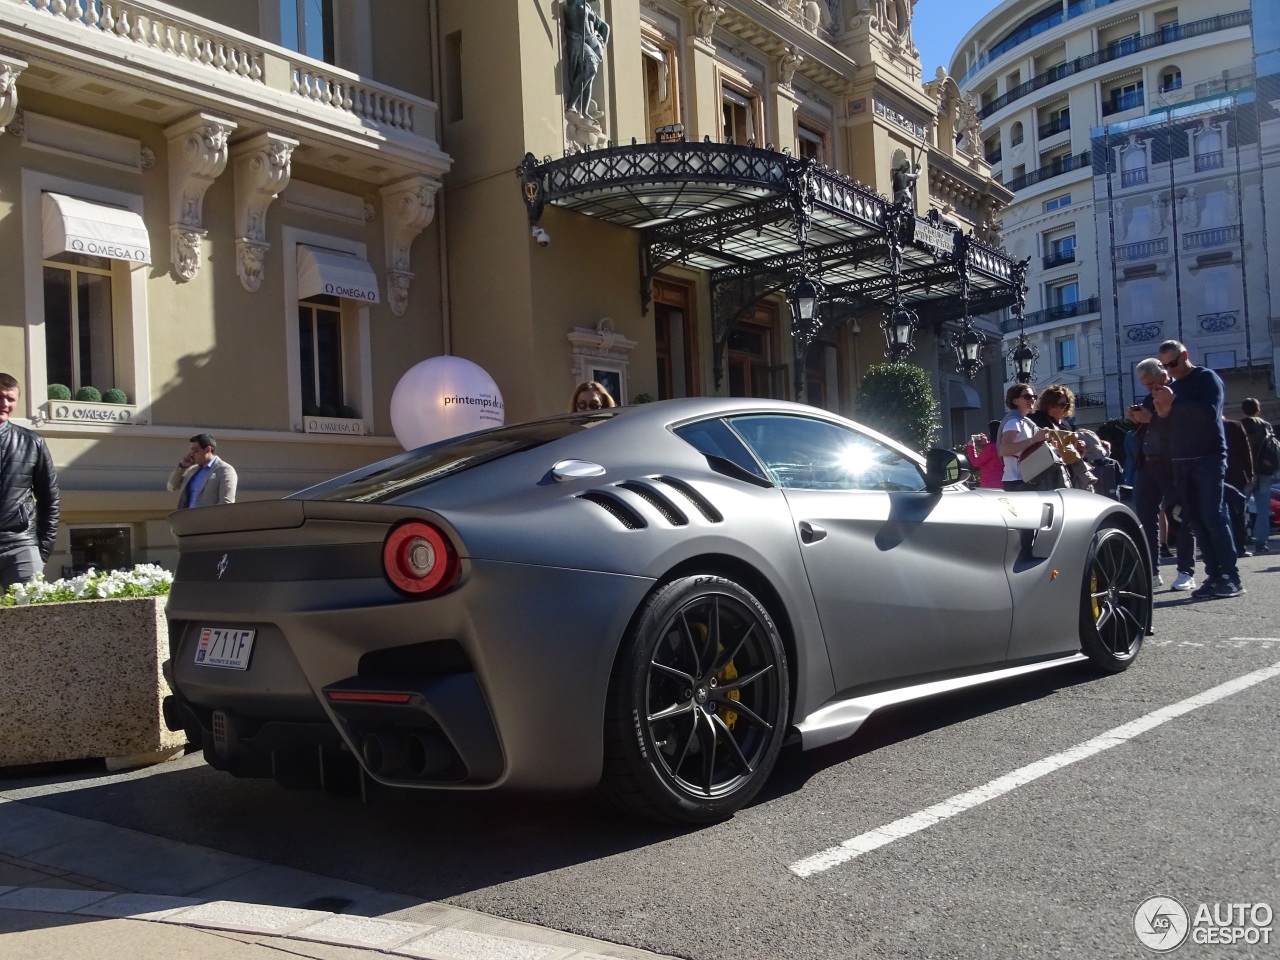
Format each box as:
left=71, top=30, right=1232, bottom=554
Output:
left=167, top=433, right=237, bottom=509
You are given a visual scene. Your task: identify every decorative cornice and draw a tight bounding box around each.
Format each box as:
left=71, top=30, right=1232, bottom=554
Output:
left=380, top=175, right=439, bottom=317
left=165, top=112, right=237, bottom=281
left=692, top=0, right=727, bottom=43
left=0, top=54, right=26, bottom=135
left=232, top=131, right=298, bottom=292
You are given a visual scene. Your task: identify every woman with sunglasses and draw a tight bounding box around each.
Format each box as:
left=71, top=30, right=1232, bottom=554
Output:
left=570, top=381, right=616, bottom=413
left=1031, top=385, right=1093, bottom=490
left=996, top=384, right=1053, bottom=491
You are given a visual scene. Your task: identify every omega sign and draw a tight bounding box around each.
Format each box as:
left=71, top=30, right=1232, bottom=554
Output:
left=48, top=402, right=134, bottom=424
left=68, top=237, right=149, bottom=263
left=305, top=417, right=366, bottom=436
left=323, top=282, right=377, bottom=301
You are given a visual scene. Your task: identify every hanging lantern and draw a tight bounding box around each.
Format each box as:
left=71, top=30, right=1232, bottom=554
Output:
left=1008, top=335, right=1038, bottom=384
left=953, top=323, right=987, bottom=379
left=788, top=272, right=823, bottom=328
left=884, top=305, right=918, bottom=358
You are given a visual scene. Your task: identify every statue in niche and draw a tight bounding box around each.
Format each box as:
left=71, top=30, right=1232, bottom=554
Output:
left=1150, top=192, right=1166, bottom=236
left=564, top=0, right=610, bottom=118
left=1114, top=200, right=1127, bottom=242
left=892, top=158, right=920, bottom=207
left=1181, top=186, right=1200, bottom=229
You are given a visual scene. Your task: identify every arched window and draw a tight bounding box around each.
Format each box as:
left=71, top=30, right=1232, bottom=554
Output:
left=1010, top=121, right=1024, bottom=146
left=1159, top=66, right=1182, bottom=93
left=1195, top=128, right=1223, bottom=172
left=1121, top=144, right=1147, bottom=187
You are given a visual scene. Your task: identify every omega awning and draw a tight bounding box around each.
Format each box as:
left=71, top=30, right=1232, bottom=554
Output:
left=42, top=192, right=151, bottom=265
left=297, top=245, right=380, bottom=303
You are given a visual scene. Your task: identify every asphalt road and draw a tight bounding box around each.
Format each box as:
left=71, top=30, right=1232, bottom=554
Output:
left=8, top=551, right=1280, bottom=960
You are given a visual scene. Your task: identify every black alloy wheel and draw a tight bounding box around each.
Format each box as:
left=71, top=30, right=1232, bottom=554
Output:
left=601, top=575, right=790, bottom=824
left=1079, top=524, right=1150, bottom=672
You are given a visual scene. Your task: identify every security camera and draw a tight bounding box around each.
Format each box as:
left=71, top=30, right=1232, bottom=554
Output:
left=531, top=226, right=550, bottom=247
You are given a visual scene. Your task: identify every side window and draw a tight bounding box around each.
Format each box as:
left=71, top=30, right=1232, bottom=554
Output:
left=673, top=419, right=769, bottom=483
left=725, top=415, right=925, bottom=492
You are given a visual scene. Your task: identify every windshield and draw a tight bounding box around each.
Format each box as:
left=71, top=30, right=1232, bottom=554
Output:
left=297, top=412, right=618, bottom=503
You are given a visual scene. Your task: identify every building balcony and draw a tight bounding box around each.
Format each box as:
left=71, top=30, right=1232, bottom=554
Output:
left=976, top=11, right=1252, bottom=119
left=1043, top=249, right=1076, bottom=269
left=1103, top=89, right=1146, bottom=116
left=1120, top=168, right=1149, bottom=187
left=1038, top=116, right=1070, bottom=139
left=1194, top=151, right=1225, bottom=172
left=1005, top=151, right=1092, bottom=192
left=1199, top=311, right=1239, bottom=334
left=960, top=0, right=1130, bottom=87
left=1183, top=225, right=1241, bottom=249
left=1115, top=238, right=1169, bottom=261
left=0, top=0, right=449, bottom=184
left=1000, top=296, right=1100, bottom=333
left=1124, top=322, right=1163, bottom=343
left=985, top=147, right=1002, bottom=165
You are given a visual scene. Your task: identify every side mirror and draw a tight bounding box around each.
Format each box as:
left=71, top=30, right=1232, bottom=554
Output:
left=923, top=448, right=970, bottom=492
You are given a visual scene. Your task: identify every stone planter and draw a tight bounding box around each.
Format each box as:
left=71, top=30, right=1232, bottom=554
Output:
left=0, top=596, right=184, bottom=767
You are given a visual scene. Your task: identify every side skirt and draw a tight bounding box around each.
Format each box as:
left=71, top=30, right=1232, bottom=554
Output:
left=795, top=653, right=1088, bottom=750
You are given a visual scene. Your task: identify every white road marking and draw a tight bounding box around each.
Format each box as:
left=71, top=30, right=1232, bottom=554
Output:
left=789, top=660, right=1280, bottom=878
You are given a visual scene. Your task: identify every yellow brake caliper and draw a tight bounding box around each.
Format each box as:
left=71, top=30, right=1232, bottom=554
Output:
left=1091, top=570, right=1101, bottom=622
left=717, top=654, right=740, bottom=731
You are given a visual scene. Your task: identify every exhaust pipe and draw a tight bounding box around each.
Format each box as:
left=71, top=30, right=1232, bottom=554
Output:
left=405, top=731, right=453, bottom=777
left=361, top=732, right=408, bottom=775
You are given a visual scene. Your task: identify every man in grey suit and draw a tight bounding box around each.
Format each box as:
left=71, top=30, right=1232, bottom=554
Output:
left=167, top=433, right=237, bottom=509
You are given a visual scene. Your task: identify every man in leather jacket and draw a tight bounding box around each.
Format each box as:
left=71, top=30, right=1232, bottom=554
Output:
left=0, top=373, right=61, bottom=589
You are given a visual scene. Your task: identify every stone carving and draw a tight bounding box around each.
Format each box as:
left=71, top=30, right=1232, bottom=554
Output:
left=1226, top=178, right=1238, bottom=222
left=563, top=0, right=611, bottom=150
left=165, top=113, right=237, bottom=282
left=139, top=145, right=156, bottom=169
left=955, top=93, right=981, bottom=155
left=381, top=175, right=440, bottom=317
left=1181, top=186, right=1199, bottom=229
left=0, top=56, right=25, bottom=135
left=778, top=46, right=803, bottom=89
left=692, top=0, right=726, bottom=43
left=1150, top=191, right=1166, bottom=236
left=1114, top=200, right=1127, bottom=242
left=232, top=132, right=297, bottom=292
left=892, top=158, right=920, bottom=206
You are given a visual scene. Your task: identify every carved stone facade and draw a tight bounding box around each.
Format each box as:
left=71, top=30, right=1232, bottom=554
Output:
left=165, top=113, right=236, bottom=282
left=233, top=132, right=297, bottom=293
left=380, top=176, right=440, bottom=317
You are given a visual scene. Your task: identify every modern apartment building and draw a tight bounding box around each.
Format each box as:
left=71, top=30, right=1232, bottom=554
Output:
left=950, top=0, right=1260, bottom=423
left=1, top=0, right=1015, bottom=577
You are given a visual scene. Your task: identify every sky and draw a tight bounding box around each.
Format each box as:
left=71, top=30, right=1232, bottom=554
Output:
left=912, top=0, right=1003, bottom=80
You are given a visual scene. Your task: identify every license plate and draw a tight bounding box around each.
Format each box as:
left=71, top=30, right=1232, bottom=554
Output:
left=194, top=627, right=256, bottom=670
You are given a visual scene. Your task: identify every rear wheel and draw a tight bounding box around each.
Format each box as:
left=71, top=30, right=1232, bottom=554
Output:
left=1079, top=525, right=1149, bottom=672
left=600, top=575, right=789, bottom=824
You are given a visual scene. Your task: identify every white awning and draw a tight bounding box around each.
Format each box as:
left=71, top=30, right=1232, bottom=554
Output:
left=297, top=245, right=380, bottom=303
left=42, top=192, right=151, bottom=265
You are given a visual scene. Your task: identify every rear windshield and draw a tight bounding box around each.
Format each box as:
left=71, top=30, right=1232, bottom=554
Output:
left=297, top=412, right=617, bottom=503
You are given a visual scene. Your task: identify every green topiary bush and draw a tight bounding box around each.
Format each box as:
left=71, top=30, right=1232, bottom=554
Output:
left=303, top=403, right=322, bottom=416
left=100, top=388, right=129, bottom=404
left=74, top=386, right=102, bottom=403
left=338, top=404, right=360, bottom=420
left=317, top=403, right=337, bottom=418
left=47, top=383, right=72, bottom=401
left=854, top=362, right=940, bottom=453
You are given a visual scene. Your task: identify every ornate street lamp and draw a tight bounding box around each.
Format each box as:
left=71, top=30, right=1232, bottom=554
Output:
left=1003, top=258, right=1037, bottom=384
left=788, top=269, right=825, bottom=401
left=952, top=321, right=987, bottom=379
left=885, top=304, right=918, bottom=358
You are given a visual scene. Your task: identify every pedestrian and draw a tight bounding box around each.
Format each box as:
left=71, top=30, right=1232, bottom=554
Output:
left=1077, top=430, right=1120, bottom=500
left=1128, top=358, right=1195, bottom=591
left=997, top=384, right=1052, bottom=492
left=1239, top=398, right=1276, bottom=553
left=0, top=373, right=61, bottom=590
left=1152, top=340, right=1243, bottom=598
left=570, top=381, right=616, bottom=413
left=1222, top=415, right=1254, bottom=558
left=1031, top=385, right=1093, bottom=490
left=167, top=433, right=237, bottom=509
left=965, top=419, right=1004, bottom=489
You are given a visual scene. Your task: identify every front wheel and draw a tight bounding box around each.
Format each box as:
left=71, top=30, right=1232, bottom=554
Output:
left=1079, top=525, right=1150, bottom=672
left=600, top=575, right=790, bottom=824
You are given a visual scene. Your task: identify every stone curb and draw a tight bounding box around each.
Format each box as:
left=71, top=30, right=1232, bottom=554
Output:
left=0, top=886, right=625, bottom=960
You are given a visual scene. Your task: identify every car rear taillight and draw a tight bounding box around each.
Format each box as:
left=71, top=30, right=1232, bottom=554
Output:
left=383, top=521, right=457, bottom=595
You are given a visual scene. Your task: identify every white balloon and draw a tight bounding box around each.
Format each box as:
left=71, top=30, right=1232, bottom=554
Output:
left=390, top=356, right=505, bottom=450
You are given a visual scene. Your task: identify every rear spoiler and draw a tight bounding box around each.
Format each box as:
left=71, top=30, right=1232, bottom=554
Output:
left=168, top=499, right=443, bottom=538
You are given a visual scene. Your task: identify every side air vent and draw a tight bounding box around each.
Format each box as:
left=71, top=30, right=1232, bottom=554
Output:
left=579, top=491, right=646, bottom=529
left=617, top=481, right=688, bottom=526
left=654, top=476, right=724, bottom=523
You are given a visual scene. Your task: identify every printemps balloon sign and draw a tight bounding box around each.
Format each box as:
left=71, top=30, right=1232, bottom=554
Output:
left=390, top=356, right=505, bottom=450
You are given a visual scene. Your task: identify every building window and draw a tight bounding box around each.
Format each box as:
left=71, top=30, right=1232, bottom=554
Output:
left=1194, top=129, right=1223, bottom=172
left=653, top=277, right=697, bottom=400
left=67, top=526, right=132, bottom=577
left=1038, top=104, right=1069, bottom=139
left=1056, top=336, right=1078, bottom=370
left=1104, top=79, right=1144, bottom=115
left=805, top=340, right=838, bottom=410
left=1044, top=193, right=1072, bottom=211
left=1204, top=350, right=1236, bottom=370
left=727, top=306, right=785, bottom=399
left=1127, top=203, right=1153, bottom=242
left=1044, top=231, right=1076, bottom=268
left=1159, top=66, right=1182, bottom=93
left=1125, top=279, right=1155, bottom=325
left=280, top=0, right=335, bottom=64
left=1009, top=121, right=1024, bottom=146
left=42, top=252, right=115, bottom=396
left=721, top=85, right=758, bottom=144
left=1047, top=278, right=1079, bottom=309
left=1203, top=267, right=1233, bottom=313
left=1120, top=144, right=1148, bottom=186
left=298, top=295, right=346, bottom=416
left=798, top=124, right=827, bottom=164
left=642, top=35, right=679, bottom=139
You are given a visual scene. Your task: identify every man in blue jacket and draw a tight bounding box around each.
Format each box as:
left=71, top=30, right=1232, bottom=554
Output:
left=1152, top=341, right=1243, bottom=598
left=0, top=373, right=61, bottom=589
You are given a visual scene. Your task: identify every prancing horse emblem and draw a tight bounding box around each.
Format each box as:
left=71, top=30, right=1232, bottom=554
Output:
left=216, top=554, right=229, bottom=579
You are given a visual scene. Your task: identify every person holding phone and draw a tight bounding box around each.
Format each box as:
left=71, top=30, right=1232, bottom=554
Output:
left=965, top=420, right=1004, bottom=489
left=167, top=434, right=237, bottom=509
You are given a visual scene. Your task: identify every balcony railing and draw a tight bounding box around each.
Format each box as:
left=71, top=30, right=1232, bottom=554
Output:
left=5, top=0, right=442, bottom=150
left=1194, top=151, right=1224, bottom=172
left=1005, top=151, right=1092, bottom=192
left=1199, top=311, right=1238, bottom=333
left=1075, top=393, right=1107, bottom=408
left=1043, top=249, right=1076, bottom=269
left=985, top=148, right=1002, bottom=165
left=960, top=0, right=1128, bottom=86
left=1000, top=296, right=1101, bottom=333
left=1103, top=89, right=1146, bottom=116
left=1183, top=225, right=1241, bottom=249
left=1038, top=115, right=1071, bottom=139
left=976, top=11, right=1252, bottom=118
left=1120, top=168, right=1149, bottom=187
left=1115, top=238, right=1169, bottom=261
left=1125, top=322, right=1163, bottom=342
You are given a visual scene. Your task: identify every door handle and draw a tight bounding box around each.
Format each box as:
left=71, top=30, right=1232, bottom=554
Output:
left=799, top=521, right=827, bottom=544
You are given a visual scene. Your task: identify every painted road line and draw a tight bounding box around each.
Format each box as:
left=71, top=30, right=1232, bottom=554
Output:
left=789, top=660, right=1280, bottom=878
